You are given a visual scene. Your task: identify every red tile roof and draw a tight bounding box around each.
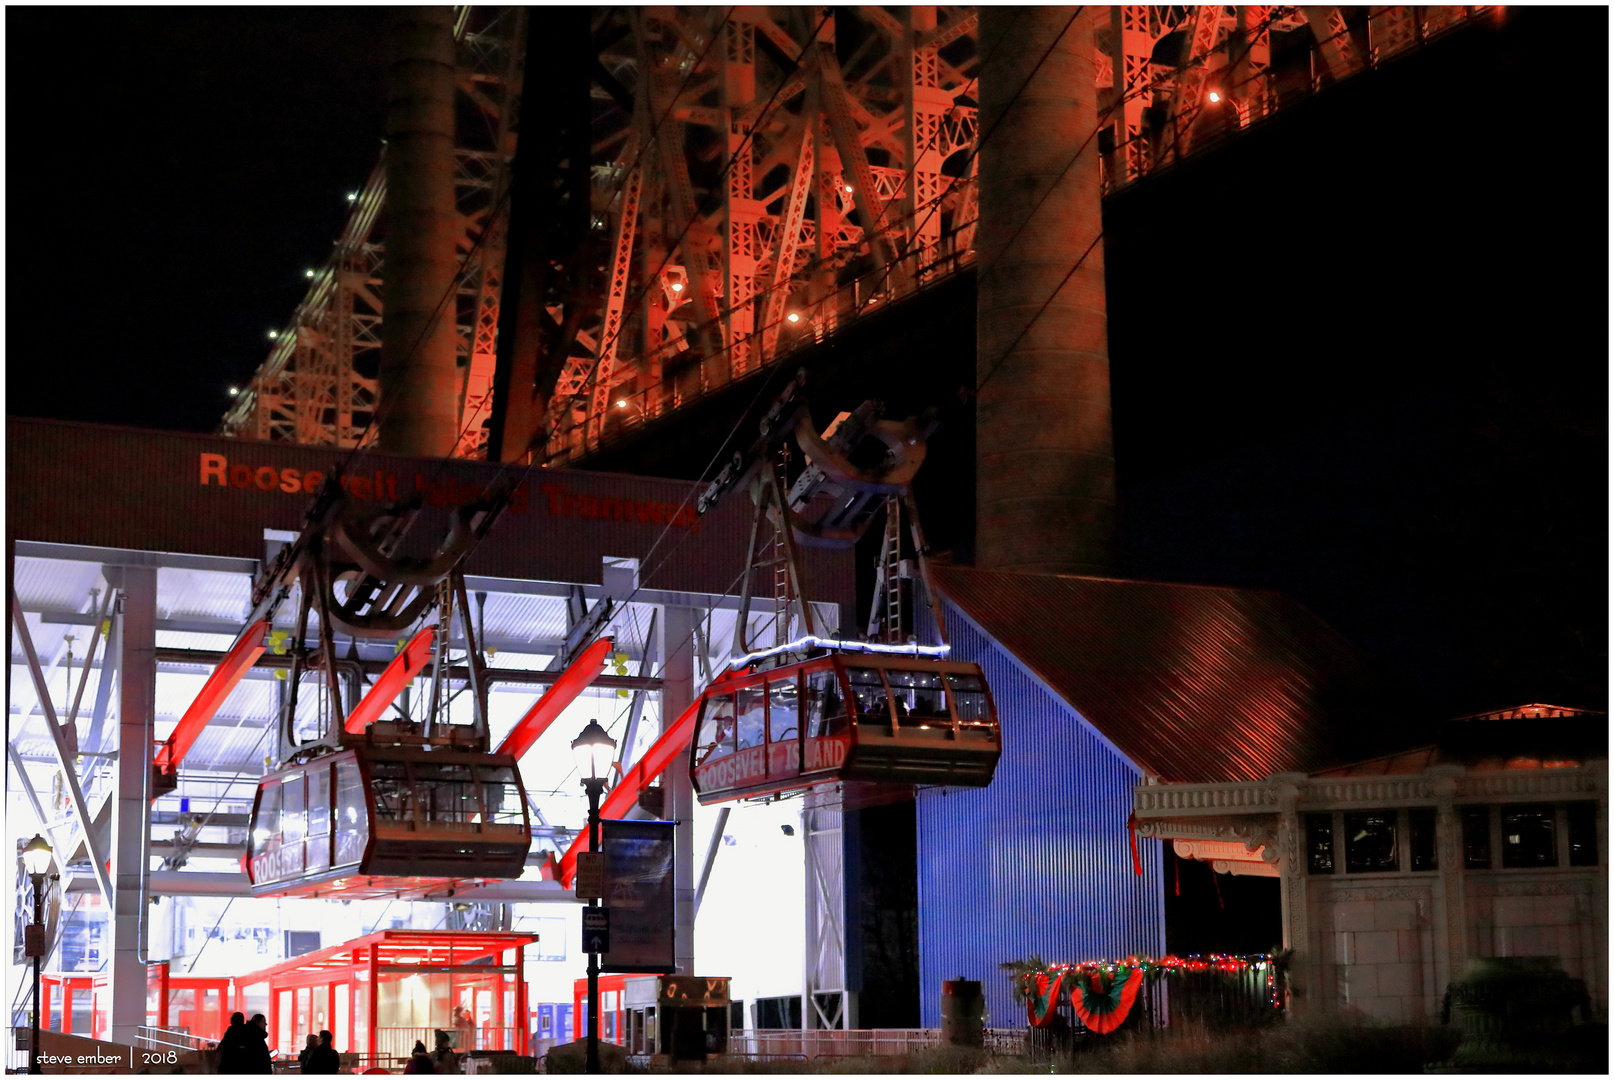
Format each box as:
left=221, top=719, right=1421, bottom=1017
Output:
left=932, top=565, right=1389, bottom=783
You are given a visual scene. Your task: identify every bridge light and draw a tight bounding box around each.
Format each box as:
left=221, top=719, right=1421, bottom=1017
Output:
left=844, top=184, right=853, bottom=193
left=1207, top=90, right=1222, bottom=103
left=228, top=387, right=239, bottom=397
left=786, top=312, right=800, bottom=323
left=615, top=399, right=628, bottom=409
left=346, top=192, right=358, bottom=201
left=268, top=330, right=279, bottom=340
left=671, top=282, right=683, bottom=293
left=305, top=269, right=315, bottom=278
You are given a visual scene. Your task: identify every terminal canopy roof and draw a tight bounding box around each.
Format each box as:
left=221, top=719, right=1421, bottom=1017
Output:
left=237, top=929, right=536, bottom=984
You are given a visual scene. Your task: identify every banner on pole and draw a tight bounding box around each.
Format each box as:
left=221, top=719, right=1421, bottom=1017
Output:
left=599, top=819, right=677, bottom=974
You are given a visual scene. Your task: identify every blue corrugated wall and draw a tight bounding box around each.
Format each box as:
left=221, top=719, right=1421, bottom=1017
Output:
left=916, top=603, right=1166, bottom=1029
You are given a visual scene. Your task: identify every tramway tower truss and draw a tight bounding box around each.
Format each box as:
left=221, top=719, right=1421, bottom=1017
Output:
left=221, top=7, right=1498, bottom=462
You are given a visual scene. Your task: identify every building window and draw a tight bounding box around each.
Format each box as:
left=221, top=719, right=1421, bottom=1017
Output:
left=1462, top=807, right=1491, bottom=868
left=1306, top=813, right=1334, bottom=874
left=1344, top=811, right=1398, bottom=873
left=1501, top=804, right=1557, bottom=868
left=1567, top=802, right=1599, bottom=867
left=1409, top=808, right=1438, bottom=871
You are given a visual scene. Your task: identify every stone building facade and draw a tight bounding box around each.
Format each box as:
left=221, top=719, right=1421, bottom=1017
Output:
left=1132, top=713, right=1607, bottom=1024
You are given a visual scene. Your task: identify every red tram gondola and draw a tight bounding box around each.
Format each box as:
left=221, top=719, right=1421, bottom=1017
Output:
left=245, top=742, right=531, bottom=900
left=689, top=647, right=999, bottom=804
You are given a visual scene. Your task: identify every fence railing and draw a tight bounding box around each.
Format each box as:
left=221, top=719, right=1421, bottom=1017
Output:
left=375, top=1026, right=519, bottom=1059
left=135, top=1025, right=210, bottom=1054
left=727, top=1027, right=1026, bottom=1059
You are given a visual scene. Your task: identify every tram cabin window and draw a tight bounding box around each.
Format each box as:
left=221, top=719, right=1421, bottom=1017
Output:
left=803, top=669, right=846, bottom=738
left=307, top=767, right=332, bottom=874
left=254, top=784, right=282, bottom=864
left=334, top=760, right=366, bottom=866
left=478, top=766, right=524, bottom=828
left=735, top=687, right=766, bottom=749
left=846, top=668, right=889, bottom=722
left=886, top=669, right=947, bottom=728
left=1568, top=802, right=1599, bottom=866
left=945, top=673, right=989, bottom=728
left=768, top=679, right=798, bottom=743
left=1462, top=807, right=1491, bottom=869
left=283, top=775, right=307, bottom=855
left=1501, top=804, right=1556, bottom=868
left=1409, top=808, right=1438, bottom=871
left=1344, top=811, right=1397, bottom=873
left=1305, top=813, right=1334, bottom=874
left=696, top=696, right=736, bottom=764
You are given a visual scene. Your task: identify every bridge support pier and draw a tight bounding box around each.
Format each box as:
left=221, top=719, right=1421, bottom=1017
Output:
left=975, top=6, right=1116, bottom=574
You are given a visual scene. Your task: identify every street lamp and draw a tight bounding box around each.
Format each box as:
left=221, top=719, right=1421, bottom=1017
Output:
left=22, top=835, right=54, bottom=1076
left=571, top=721, right=616, bottom=1075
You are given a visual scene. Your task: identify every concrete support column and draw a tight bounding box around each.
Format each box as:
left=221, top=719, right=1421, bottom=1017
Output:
left=661, top=605, right=696, bottom=976
left=1272, top=775, right=1310, bottom=1015
left=976, top=6, right=1115, bottom=574
left=379, top=6, right=461, bottom=457
left=1430, top=765, right=1466, bottom=997
left=110, top=567, right=156, bottom=1046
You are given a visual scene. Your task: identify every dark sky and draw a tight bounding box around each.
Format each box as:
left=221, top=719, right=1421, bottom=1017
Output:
left=5, top=7, right=1606, bottom=724
left=7, top=6, right=388, bottom=432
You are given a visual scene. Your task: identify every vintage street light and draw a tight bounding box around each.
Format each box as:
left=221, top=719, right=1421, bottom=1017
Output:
left=22, top=834, right=54, bottom=1075
left=571, top=721, right=616, bottom=1074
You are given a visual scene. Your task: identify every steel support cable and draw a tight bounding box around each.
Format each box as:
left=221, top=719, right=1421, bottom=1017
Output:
left=853, top=4, right=1293, bottom=330
left=351, top=7, right=732, bottom=510
left=553, top=11, right=838, bottom=427
left=431, top=6, right=733, bottom=465
left=969, top=20, right=1294, bottom=404
left=978, top=7, right=1288, bottom=295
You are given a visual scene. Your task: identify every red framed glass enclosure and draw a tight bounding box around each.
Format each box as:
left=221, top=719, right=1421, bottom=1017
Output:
left=233, top=929, right=533, bottom=1061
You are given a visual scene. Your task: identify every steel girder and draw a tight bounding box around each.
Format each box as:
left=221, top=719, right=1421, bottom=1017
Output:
left=220, top=6, right=526, bottom=457
left=217, top=6, right=1496, bottom=462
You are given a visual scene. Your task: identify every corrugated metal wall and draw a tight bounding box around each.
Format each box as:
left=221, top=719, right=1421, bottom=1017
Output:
left=916, top=605, right=1166, bottom=1029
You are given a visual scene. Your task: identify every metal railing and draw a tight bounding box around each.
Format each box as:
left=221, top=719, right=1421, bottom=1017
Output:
left=375, top=1026, right=519, bottom=1059
left=135, top=1025, right=210, bottom=1054
left=726, top=1027, right=1026, bottom=1059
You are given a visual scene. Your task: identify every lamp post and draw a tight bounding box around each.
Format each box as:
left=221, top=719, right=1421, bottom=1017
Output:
left=571, top=720, right=616, bottom=1076
left=21, top=834, right=54, bottom=1076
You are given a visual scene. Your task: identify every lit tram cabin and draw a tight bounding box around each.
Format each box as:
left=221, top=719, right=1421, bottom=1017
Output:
left=246, top=746, right=531, bottom=899
left=690, top=654, right=1000, bottom=804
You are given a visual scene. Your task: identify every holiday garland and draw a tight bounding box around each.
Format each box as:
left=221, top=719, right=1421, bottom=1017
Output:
left=1003, top=953, right=1286, bottom=1033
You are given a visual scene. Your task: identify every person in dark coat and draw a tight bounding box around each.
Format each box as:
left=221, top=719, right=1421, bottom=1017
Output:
left=215, top=1012, right=249, bottom=1073
left=304, top=1030, right=342, bottom=1074
left=298, top=1033, right=319, bottom=1071
left=404, top=1040, right=437, bottom=1074
left=244, top=1014, right=274, bottom=1073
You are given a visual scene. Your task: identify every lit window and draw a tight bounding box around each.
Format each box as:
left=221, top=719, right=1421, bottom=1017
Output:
left=1344, top=811, right=1397, bottom=873
left=1501, top=804, right=1556, bottom=868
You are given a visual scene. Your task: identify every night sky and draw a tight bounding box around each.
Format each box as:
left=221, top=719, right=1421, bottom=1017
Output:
left=5, top=7, right=1607, bottom=726
left=6, top=7, right=388, bottom=432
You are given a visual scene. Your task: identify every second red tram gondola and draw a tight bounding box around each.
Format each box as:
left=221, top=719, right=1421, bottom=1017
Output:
left=246, top=743, right=532, bottom=899
left=689, top=650, right=1000, bottom=804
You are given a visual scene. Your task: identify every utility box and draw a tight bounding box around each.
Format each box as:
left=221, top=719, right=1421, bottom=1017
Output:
left=648, top=975, right=730, bottom=1067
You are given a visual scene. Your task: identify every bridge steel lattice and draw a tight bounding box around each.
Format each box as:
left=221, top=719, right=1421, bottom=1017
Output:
left=218, top=6, right=1497, bottom=463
